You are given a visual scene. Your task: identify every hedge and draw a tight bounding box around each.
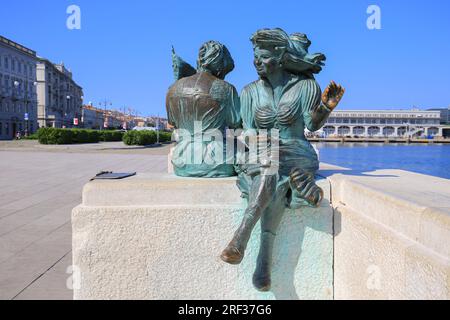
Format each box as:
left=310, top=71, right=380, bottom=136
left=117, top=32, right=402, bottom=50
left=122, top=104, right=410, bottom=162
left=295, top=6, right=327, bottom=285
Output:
left=122, top=130, right=174, bottom=145
left=37, top=128, right=124, bottom=145
left=38, top=128, right=74, bottom=144
left=99, top=130, right=124, bottom=142
left=123, top=130, right=155, bottom=145
left=159, top=131, right=173, bottom=143
left=22, top=133, right=39, bottom=140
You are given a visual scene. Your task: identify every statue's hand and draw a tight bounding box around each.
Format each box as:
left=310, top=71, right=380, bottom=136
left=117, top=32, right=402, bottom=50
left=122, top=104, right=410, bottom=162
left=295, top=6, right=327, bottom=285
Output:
left=322, top=81, right=345, bottom=110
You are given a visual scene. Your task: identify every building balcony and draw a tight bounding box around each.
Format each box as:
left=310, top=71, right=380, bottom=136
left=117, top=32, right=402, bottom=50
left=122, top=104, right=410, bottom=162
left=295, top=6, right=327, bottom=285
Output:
left=11, top=89, right=24, bottom=101
left=0, top=87, right=11, bottom=99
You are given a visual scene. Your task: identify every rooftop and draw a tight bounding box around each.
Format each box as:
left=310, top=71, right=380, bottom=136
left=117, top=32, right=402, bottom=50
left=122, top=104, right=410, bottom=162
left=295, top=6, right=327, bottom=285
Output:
left=0, top=35, right=36, bottom=57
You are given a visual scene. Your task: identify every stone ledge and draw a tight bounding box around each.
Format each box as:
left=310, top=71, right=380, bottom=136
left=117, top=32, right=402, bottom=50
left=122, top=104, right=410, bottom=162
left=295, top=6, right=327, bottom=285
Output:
left=329, top=170, right=450, bottom=258
left=82, top=174, right=241, bottom=207
left=334, top=205, right=450, bottom=300
left=72, top=175, right=333, bottom=300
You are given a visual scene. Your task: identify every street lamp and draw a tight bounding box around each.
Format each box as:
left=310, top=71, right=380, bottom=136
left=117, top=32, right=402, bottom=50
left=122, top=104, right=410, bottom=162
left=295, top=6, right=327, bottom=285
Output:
left=98, top=99, right=112, bottom=130
left=65, top=95, right=71, bottom=128
left=12, top=81, right=21, bottom=137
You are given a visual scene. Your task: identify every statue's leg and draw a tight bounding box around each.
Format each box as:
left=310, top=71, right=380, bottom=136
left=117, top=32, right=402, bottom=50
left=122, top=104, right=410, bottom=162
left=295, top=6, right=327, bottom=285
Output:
left=253, top=183, right=289, bottom=292
left=220, top=173, right=277, bottom=265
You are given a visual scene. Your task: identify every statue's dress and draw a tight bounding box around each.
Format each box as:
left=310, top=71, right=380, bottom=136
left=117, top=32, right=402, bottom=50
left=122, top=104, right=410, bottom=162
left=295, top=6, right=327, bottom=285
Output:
left=167, top=72, right=241, bottom=178
left=238, top=74, right=331, bottom=207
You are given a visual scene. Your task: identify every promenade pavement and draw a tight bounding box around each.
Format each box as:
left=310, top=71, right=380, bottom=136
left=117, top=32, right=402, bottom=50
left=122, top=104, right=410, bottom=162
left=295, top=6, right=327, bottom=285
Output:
left=0, top=141, right=170, bottom=300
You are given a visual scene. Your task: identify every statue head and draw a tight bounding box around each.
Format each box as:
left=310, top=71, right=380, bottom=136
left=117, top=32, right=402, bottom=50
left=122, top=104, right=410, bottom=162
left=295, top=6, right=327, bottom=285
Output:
left=250, top=28, right=326, bottom=79
left=251, top=28, right=290, bottom=78
left=197, top=41, right=235, bottom=80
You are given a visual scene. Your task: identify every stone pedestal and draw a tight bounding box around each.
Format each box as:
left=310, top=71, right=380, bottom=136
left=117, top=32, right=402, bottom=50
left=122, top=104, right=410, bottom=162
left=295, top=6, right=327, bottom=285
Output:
left=72, top=174, right=333, bottom=300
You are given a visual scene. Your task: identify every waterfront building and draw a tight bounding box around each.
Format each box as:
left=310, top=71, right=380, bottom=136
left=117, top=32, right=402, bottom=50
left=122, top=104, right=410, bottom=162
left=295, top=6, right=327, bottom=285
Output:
left=0, top=36, right=38, bottom=140
left=104, top=110, right=123, bottom=129
left=428, top=107, right=450, bottom=125
left=148, top=116, right=168, bottom=131
left=36, top=58, right=83, bottom=128
left=322, top=109, right=446, bottom=138
left=81, top=105, right=104, bottom=129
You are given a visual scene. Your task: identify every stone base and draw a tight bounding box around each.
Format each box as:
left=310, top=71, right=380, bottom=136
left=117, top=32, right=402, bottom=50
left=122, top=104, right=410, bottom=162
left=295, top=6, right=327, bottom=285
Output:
left=72, top=174, right=333, bottom=300
left=329, top=170, right=450, bottom=300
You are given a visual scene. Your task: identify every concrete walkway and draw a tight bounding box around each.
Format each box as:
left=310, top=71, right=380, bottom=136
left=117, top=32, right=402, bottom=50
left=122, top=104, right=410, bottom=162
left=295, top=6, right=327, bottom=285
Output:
left=0, top=142, right=169, bottom=300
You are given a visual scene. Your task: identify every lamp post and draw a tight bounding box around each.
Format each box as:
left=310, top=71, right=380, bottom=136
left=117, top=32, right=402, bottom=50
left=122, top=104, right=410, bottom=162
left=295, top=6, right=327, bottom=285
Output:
left=156, top=114, right=160, bottom=144
left=65, top=95, right=71, bottom=128
left=98, top=99, right=112, bottom=130
left=13, top=81, right=20, bottom=138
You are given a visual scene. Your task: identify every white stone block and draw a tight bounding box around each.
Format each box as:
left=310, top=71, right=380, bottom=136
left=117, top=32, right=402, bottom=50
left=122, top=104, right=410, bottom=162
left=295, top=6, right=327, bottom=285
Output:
left=329, top=169, right=450, bottom=300
left=72, top=174, right=333, bottom=300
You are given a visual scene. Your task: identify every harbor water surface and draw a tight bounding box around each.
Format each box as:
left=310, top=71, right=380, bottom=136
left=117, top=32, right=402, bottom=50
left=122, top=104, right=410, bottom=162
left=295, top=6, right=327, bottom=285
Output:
left=315, top=143, right=450, bottom=179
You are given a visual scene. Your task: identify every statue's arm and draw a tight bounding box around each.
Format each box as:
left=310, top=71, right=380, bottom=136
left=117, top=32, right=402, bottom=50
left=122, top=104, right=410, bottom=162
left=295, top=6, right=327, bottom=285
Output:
left=166, top=88, right=176, bottom=128
left=225, top=86, right=242, bottom=129
left=240, top=86, right=256, bottom=131
left=302, top=80, right=330, bottom=132
left=305, top=101, right=332, bottom=132
left=303, top=80, right=345, bottom=132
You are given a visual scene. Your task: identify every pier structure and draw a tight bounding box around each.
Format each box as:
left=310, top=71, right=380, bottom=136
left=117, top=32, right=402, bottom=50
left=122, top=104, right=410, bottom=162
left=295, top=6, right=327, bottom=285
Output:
left=321, top=109, right=449, bottom=138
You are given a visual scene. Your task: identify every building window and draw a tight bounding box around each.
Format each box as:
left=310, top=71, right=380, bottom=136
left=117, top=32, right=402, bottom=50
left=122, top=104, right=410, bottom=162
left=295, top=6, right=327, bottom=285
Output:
left=0, top=122, right=2, bottom=136
left=4, top=57, right=8, bottom=69
left=5, top=122, right=9, bottom=136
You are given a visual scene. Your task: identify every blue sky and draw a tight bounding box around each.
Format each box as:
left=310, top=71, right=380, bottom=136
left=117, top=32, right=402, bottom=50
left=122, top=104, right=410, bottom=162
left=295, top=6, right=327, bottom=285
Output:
left=1, top=0, right=449, bottom=116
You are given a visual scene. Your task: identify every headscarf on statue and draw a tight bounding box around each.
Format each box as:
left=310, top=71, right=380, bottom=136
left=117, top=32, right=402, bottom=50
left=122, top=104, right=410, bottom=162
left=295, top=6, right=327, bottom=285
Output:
left=172, top=41, right=235, bottom=81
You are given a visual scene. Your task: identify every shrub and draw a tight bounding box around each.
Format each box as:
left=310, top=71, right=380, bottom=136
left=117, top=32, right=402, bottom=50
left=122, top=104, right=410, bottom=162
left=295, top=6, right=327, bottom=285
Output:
left=122, top=130, right=136, bottom=145
left=87, top=130, right=100, bottom=143
left=159, top=131, right=173, bottom=143
left=99, top=130, right=124, bottom=142
left=37, top=128, right=101, bottom=144
left=123, top=130, right=157, bottom=145
left=49, top=128, right=73, bottom=144
left=23, top=133, right=39, bottom=140
left=71, top=129, right=89, bottom=144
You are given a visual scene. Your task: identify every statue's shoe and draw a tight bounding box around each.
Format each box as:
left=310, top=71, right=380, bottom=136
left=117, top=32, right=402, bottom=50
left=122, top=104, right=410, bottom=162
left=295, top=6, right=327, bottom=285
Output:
left=253, top=274, right=271, bottom=292
left=289, top=168, right=324, bottom=207
left=220, top=245, right=244, bottom=265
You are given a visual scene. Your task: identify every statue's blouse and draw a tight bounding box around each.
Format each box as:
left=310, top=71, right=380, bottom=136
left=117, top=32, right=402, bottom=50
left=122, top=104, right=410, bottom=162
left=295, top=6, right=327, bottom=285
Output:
left=238, top=75, right=331, bottom=207
left=167, top=72, right=241, bottom=178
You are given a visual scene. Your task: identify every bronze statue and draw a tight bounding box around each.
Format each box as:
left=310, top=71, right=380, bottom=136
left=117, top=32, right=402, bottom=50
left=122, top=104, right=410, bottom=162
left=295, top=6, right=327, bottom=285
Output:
left=220, top=28, right=345, bottom=291
left=166, top=41, right=241, bottom=177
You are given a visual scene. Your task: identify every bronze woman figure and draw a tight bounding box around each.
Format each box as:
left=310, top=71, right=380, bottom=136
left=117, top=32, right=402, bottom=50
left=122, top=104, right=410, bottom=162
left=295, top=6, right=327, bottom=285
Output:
left=220, top=28, right=345, bottom=291
left=167, top=41, right=241, bottom=178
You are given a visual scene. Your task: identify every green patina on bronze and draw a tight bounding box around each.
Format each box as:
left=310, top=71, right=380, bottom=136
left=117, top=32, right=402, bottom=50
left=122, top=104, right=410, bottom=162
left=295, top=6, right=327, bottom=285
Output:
left=167, top=29, right=344, bottom=291
left=166, top=41, right=241, bottom=177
